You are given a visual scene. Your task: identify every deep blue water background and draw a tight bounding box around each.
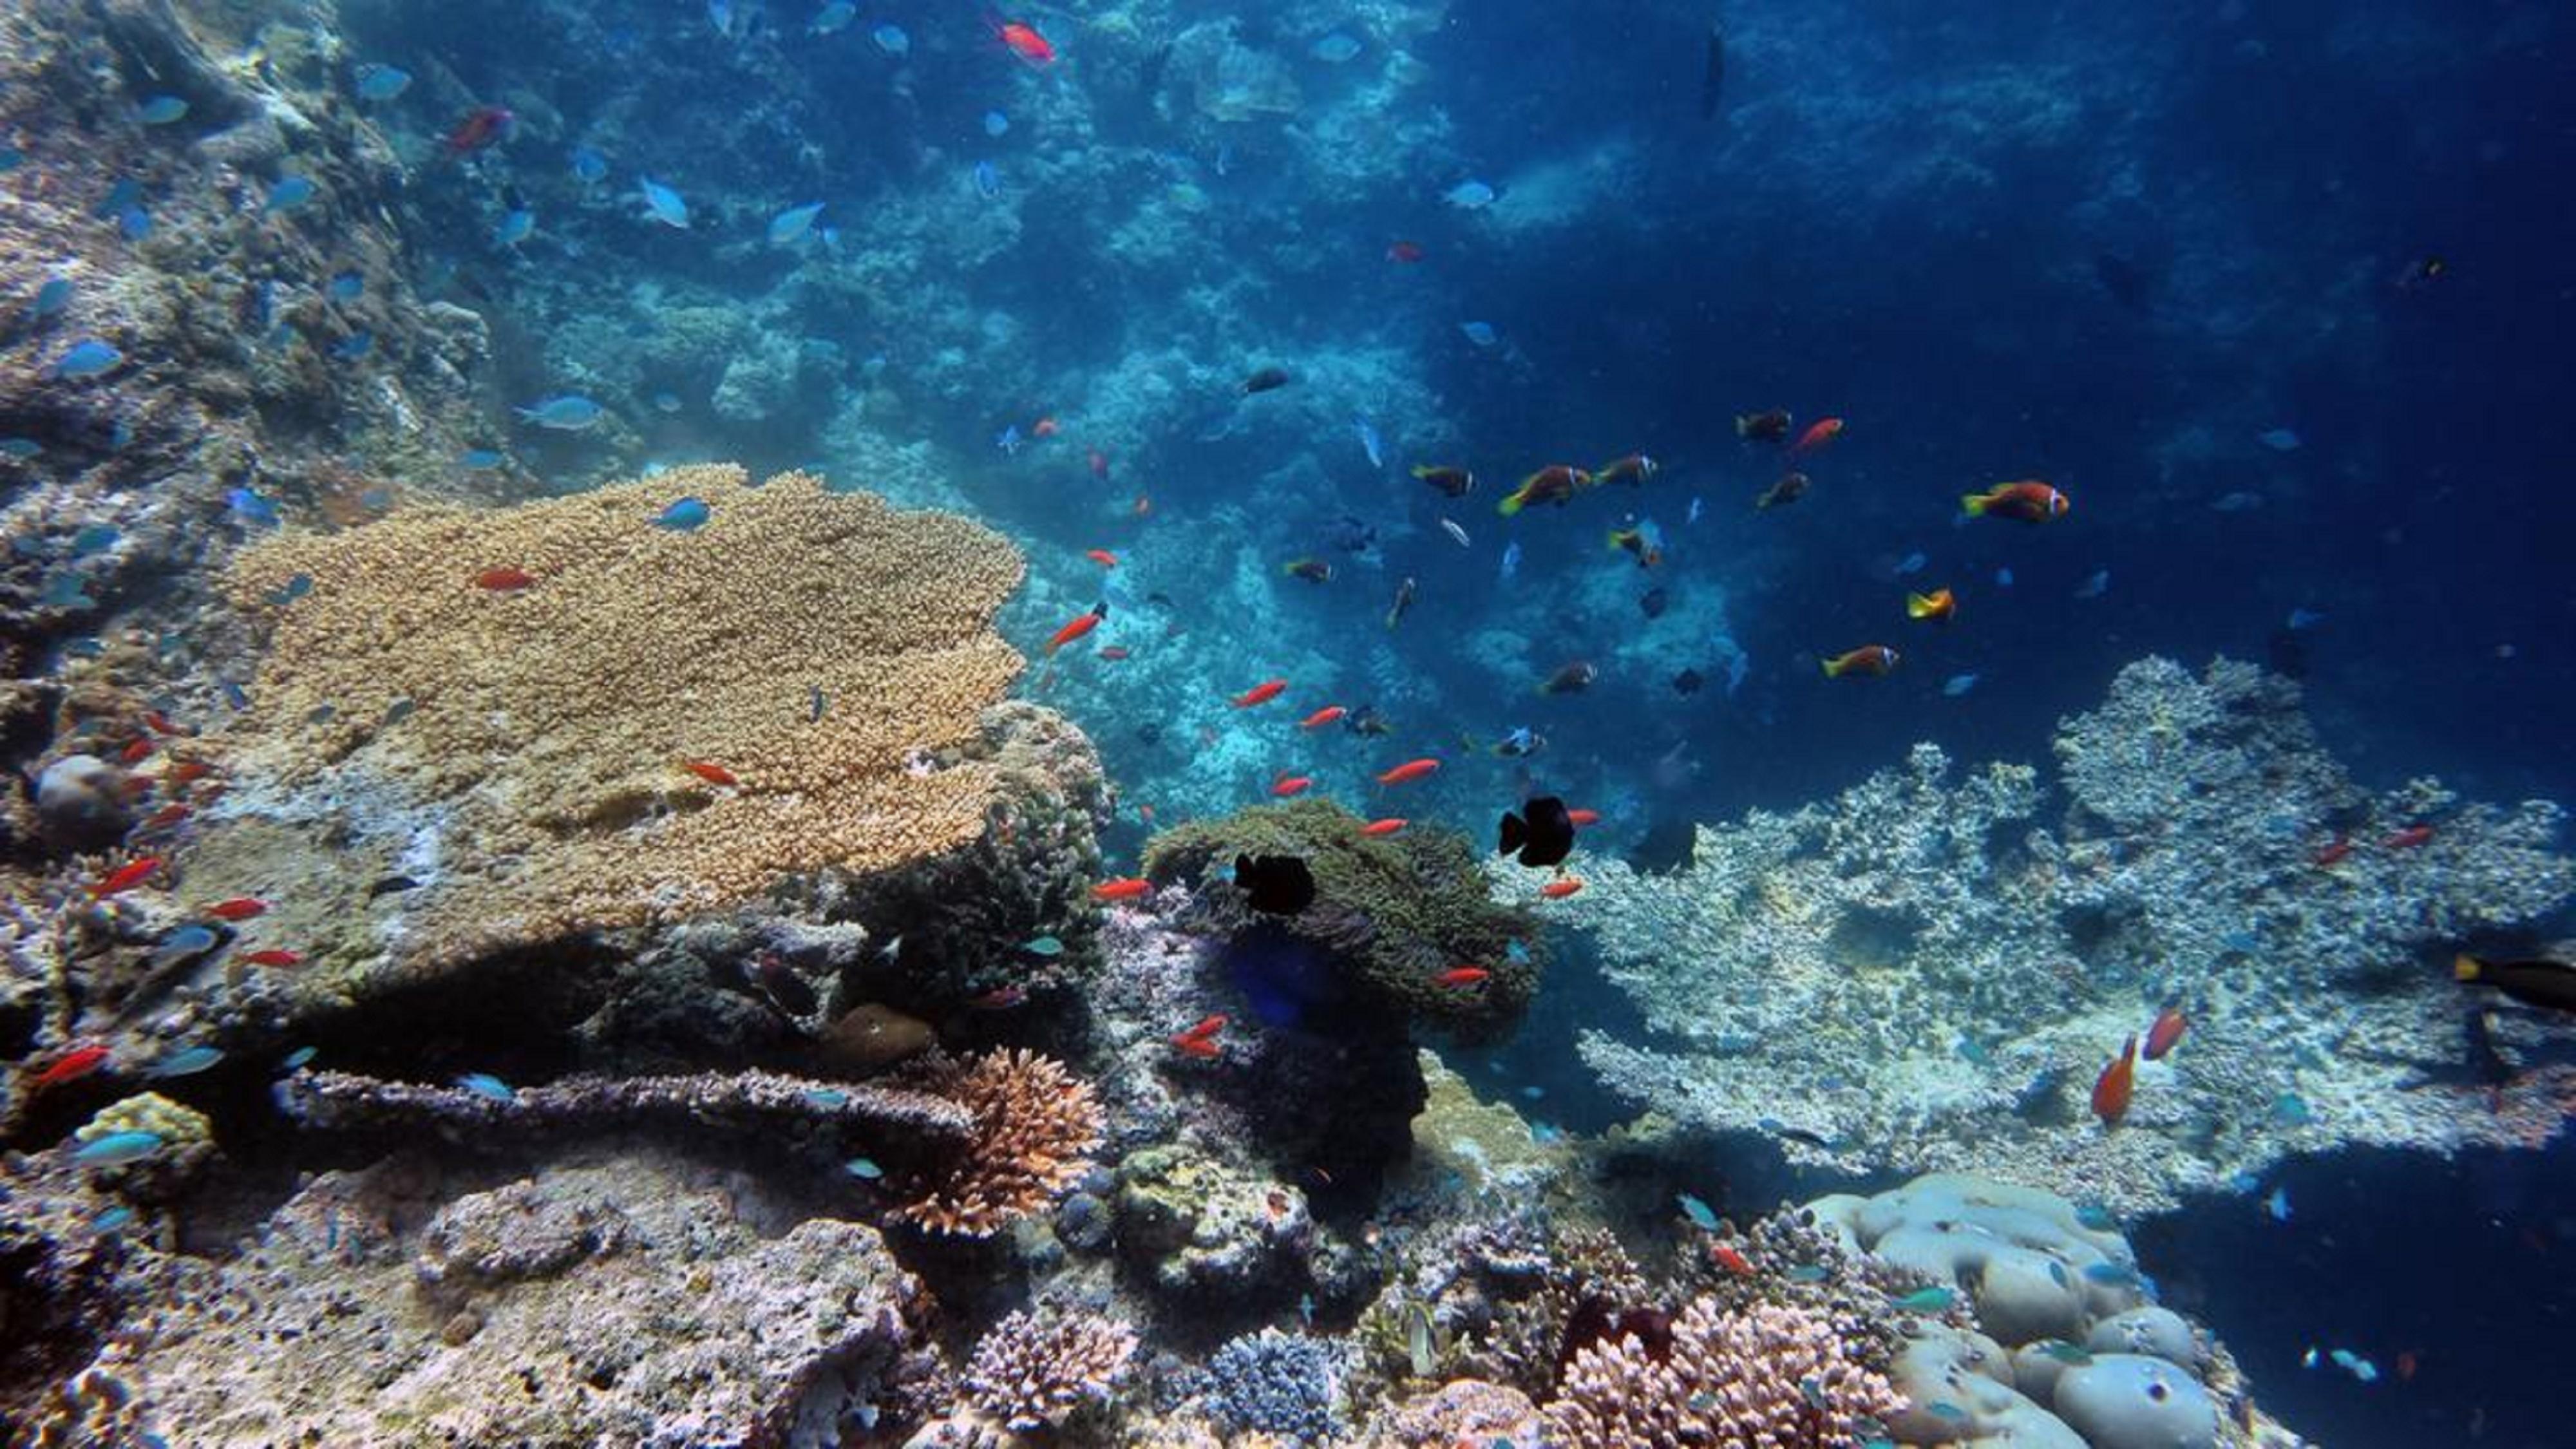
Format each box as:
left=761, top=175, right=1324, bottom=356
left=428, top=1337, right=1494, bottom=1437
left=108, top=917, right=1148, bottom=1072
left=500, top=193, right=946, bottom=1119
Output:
left=361, top=1, right=2575, bottom=1443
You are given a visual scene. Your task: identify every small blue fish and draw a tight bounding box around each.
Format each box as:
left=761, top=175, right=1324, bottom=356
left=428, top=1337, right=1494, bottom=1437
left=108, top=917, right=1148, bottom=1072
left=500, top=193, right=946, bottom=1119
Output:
left=93, top=1206, right=137, bottom=1233
left=32, top=277, right=74, bottom=318
left=137, top=95, right=189, bottom=126
left=354, top=63, right=412, bottom=101
left=809, top=685, right=828, bottom=721
left=1785, top=1264, right=1830, bottom=1283
left=845, top=1156, right=883, bottom=1179
left=328, top=270, right=365, bottom=301
left=1459, top=321, right=1498, bottom=346
left=1019, top=934, right=1065, bottom=957
left=872, top=22, right=910, bottom=55
left=653, top=497, right=711, bottom=531
left=1942, top=672, right=1979, bottom=697
left=636, top=176, right=689, bottom=229
left=2074, top=1203, right=2116, bottom=1230
left=72, top=1130, right=166, bottom=1166
left=1893, top=551, right=1927, bottom=577
left=994, top=424, right=1023, bottom=455
left=803, top=1088, right=849, bottom=1109
left=492, top=209, right=534, bottom=248
left=1675, top=1193, right=1720, bottom=1231
left=1955, top=1036, right=1991, bottom=1066
left=222, top=680, right=251, bottom=710
left=2264, top=1186, right=2292, bottom=1221
left=228, top=486, right=282, bottom=528
left=151, top=925, right=219, bottom=965
left=460, top=448, right=506, bottom=470
left=1499, top=540, right=1521, bottom=579
left=146, top=1045, right=225, bottom=1078
left=1, top=437, right=42, bottom=459
left=2074, top=568, right=2110, bottom=600
left=516, top=395, right=604, bottom=430
left=265, top=175, right=316, bottom=213
left=0, top=147, right=22, bottom=173
left=1891, top=1286, right=1958, bottom=1312
left=1687, top=495, right=1704, bottom=526
left=1311, top=32, right=1363, bottom=63
left=53, top=338, right=123, bottom=381
left=265, top=573, right=314, bottom=606
left=1444, top=179, right=1497, bottom=209
left=118, top=207, right=153, bottom=242
left=2081, top=1261, right=2141, bottom=1289
left=70, top=524, right=120, bottom=556
left=2272, top=1092, right=2313, bottom=1125
left=2286, top=607, right=2326, bottom=631
left=455, top=1072, right=514, bottom=1102
left=768, top=202, right=825, bottom=245
left=40, top=572, right=94, bottom=609
left=1504, top=938, right=1530, bottom=965
left=1994, top=565, right=2015, bottom=588
left=983, top=109, right=1010, bottom=138
left=569, top=145, right=609, bottom=184
left=811, top=1, right=859, bottom=36
left=281, top=1045, right=318, bottom=1070
left=973, top=160, right=1000, bottom=198
left=2037, top=1340, right=2096, bottom=1365
left=1354, top=415, right=1384, bottom=469
left=331, top=330, right=373, bottom=361
left=97, top=179, right=144, bottom=219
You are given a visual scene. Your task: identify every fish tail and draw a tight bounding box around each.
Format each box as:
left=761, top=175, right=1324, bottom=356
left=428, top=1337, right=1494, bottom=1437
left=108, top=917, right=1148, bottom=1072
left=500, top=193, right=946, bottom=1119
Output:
left=1960, top=491, right=1990, bottom=516
left=1497, top=491, right=1526, bottom=518
left=1820, top=656, right=1844, bottom=678
left=2453, top=954, right=2484, bottom=982
left=1906, top=592, right=1934, bottom=619
left=1499, top=812, right=1526, bottom=855
left=1605, top=530, right=1626, bottom=551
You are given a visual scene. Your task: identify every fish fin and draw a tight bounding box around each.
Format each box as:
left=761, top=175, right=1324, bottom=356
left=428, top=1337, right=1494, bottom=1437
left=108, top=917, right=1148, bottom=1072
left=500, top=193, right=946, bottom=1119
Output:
left=1819, top=656, right=1842, bottom=677
left=1960, top=491, right=1989, bottom=516
left=1499, top=811, right=1525, bottom=855
left=2454, top=954, right=2484, bottom=982
left=1906, top=592, right=1932, bottom=618
left=1497, top=493, right=1525, bottom=518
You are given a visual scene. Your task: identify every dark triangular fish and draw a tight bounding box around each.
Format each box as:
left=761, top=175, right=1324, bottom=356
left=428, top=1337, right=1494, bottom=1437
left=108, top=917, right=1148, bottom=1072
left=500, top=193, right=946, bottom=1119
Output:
left=1235, top=853, right=1315, bottom=914
left=1672, top=668, right=1704, bottom=696
left=366, top=874, right=422, bottom=899
left=1640, top=587, right=1668, bottom=620
left=2456, top=954, right=2576, bottom=1014
left=1499, top=795, right=1575, bottom=869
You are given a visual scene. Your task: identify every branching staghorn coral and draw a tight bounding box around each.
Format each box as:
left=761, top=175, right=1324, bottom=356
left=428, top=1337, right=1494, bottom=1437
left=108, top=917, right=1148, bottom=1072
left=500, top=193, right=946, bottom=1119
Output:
left=274, top=1067, right=974, bottom=1144
left=212, top=466, right=1027, bottom=977
left=894, top=1048, right=1103, bottom=1237
left=1544, top=1298, right=1903, bottom=1449
left=1553, top=657, right=2576, bottom=1214
left=961, top=1308, right=1139, bottom=1432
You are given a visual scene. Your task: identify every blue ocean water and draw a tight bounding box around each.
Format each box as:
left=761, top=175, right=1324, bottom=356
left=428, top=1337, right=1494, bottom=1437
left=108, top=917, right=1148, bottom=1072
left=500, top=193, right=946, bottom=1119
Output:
left=6, top=1, right=2571, bottom=1443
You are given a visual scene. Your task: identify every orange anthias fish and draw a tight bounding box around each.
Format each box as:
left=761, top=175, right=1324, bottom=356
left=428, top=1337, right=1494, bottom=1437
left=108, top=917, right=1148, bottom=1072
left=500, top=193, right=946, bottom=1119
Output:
left=1376, top=758, right=1439, bottom=786
left=2143, top=1006, right=2188, bottom=1061
left=1092, top=877, right=1151, bottom=902
left=1030, top=416, right=1060, bottom=438
left=2313, top=836, right=2354, bottom=866
left=1788, top=417, right=1844, bottom=455
left=1566, top=808, right=1601, bottom=827
left=1270, top=775, right=1313, bottom=798
left=1539, top=878, right=1586, bottom=900
left=90, top=855, right=163, bottom=898
left=30, top=1043, right=110, bottom=1089
left=475, top=566, right=537, bottom=591
left=1299, top=706, right=1347, bottom=730
left=1045, top=603, right=1107, bottom=657
left=1821, top=645, right=1900, bottom=679
left=1960, top=480, right=2070, bottom=522
left=1097, top=646, right=1131, bottom=661
left=205, top=896, right=269, bottom=922
left=1906, top=588, right=1956, bottom=622
left=1232, top=678, right=1288, bottom=708
left=442, top=105, right=513, bottom=156
left=1359, top=818, right=1407, bottom=837
left=1170, top=1014, right=1226, bottom=1057
left=240, top=949, right=305, bottom=967
left=2383, top=824, right=2435, bottom=849
left=992, top=17, right=1056, bottom=66
left=1437, top=966, right=1490, bottom=988
left=681, top=759, right=740, bottom=788
left=2092, top=1036, right=2139, bottom=1128
left=1709, top=1242, right=1756, bottom=1276
left=1084, top=549, right=1119, bottom=568
left=120, top=737, right=155, bottom=764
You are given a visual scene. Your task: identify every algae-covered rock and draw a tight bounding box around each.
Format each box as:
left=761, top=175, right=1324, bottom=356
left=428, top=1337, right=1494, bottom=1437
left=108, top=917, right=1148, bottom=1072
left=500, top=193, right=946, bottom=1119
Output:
left=1112, top=1144, right=1312, bottom=1309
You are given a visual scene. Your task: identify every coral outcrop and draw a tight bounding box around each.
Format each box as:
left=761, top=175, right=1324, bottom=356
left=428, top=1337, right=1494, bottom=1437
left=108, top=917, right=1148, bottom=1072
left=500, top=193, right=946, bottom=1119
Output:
left=1545, top=1298, right=1904, bottom=1449
left=894, top=1048, right=1103, bottom=1238
left=213, top=466, right=1025, bottom=976
left=1564, top=657, right=2576, bottom=1211
left=959, top=1307, right=1139, bottom=1434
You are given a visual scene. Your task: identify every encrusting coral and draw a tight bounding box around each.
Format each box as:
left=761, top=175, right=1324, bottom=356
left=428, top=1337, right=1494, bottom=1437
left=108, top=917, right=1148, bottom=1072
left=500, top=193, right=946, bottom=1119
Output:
left=213, top=465, right=1027, bottom=973
left=1544, top=1298, right=1904, bottom=1449
left=894, top=1048, right=1103, bottom=1238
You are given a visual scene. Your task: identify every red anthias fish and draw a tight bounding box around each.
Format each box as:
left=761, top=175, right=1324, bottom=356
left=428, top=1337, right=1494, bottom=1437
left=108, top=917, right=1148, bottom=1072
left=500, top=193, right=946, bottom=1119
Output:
left=1046, top=603, right=1106, bottom=656
left=1539, top=878, right=1586, bottom=900
left=2092, top=1036, right=2138, bottom=1128
left=2142, top=1007, right=2188, bottom=1061
left=2382, top=824, right=2435, bottom=849
left=30, top=1043, right=110, bottom=1089
left=681, top=759, right=739, bottom=788
left=1092, top=877, right=1151, bottom=902
left=1566, top=808, right=1602, bottom=827
left=1298, top=706, right=1347, bottom=730
left=1269, top=775, right=1313, bottom=798
left=1375, top=758, right=1439, bottom=786
left=240, top=949, right=305, bottom=967
left=90, top=855, right=163, bottom=898
left=1170, top=1013, right=1227, bottom=1057
left=475, top=566, right=536, bottom=591
left=205, top=896, right=269, bottom=922
left=1709, top=1241, right=1756, bottom=1276
left=990, top=17, right=1056, bottom=66
left=1359, top=818, right=1406, bottom=837
left=1232, top=678, right=1288, bottom=708
left=443, top=106, right=514, bottom=156
left=2313, top=837, right=2354, bottom=866
left=1436, top=966, right=1489, bottom=988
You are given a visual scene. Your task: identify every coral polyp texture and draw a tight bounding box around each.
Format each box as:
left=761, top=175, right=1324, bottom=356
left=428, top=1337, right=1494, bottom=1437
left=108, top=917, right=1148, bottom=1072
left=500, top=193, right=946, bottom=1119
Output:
left=1544, top=1297, right=1904, bottom=1449
left=893, top=1048, right=1103, bottom=1238
left=960, top=1308, right=1140, bottom=1433
left=1560, top=657, right=2575, bottom=1212
left=214, top=465, right=1026, bottom=973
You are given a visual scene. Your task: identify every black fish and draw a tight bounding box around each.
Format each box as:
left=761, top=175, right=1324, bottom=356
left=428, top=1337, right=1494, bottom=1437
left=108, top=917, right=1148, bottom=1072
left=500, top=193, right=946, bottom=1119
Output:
left=1672, top=668, right=1704, bottom=696
left=1135, top=722, right=1164, bottom=746
left=1234, top=853, right=1315, bottom=914
left=366, top=874, right=422, bottom=899
left=2456, top=954, right=2576, bottom=1014
left=754, top=951, right=817, bottom=1017
left=1640, top=587, right=1668, bottom=620
left=1699, top=19, right=1726, bottom=121
left=1345, top=704, right=1391, bottom=737
left=1241, top=365, right=1292, bottom=395
left=1499, top=795, right=1575, bottom=869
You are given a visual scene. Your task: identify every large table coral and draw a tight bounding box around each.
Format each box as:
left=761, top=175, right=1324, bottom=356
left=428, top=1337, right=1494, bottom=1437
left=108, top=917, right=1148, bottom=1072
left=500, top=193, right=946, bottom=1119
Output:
left=211, top=466, right=1026, bottom=977
left=1553, top=657, right=2576, bottom=1213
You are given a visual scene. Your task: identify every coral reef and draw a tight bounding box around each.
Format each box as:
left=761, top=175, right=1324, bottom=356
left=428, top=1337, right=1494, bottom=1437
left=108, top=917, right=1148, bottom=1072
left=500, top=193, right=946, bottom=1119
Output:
left=1564, top=657, right=2576, bottom=1211
left=276, top=1066, right=974, bottom=1144
left=1544, top=1297, right=1904, bottom=1449
left=211, top=466, right=1026, bottom=975
left=1203, top=1329, right=1346, bottom=1442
